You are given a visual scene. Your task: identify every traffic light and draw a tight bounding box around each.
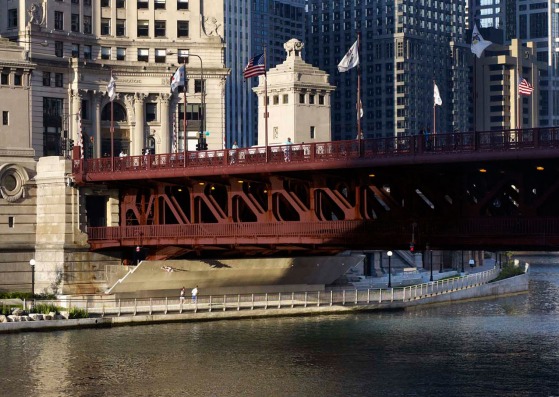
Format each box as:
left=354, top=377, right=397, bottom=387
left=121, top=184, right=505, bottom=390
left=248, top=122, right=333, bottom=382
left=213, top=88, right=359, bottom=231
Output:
left=202, top=140, right=208, bottom=150
left=68, top=139, right=74, bottom=150
left=409, top=242, right=415, bottom=253
left=196, top=143, right=201, bottom=151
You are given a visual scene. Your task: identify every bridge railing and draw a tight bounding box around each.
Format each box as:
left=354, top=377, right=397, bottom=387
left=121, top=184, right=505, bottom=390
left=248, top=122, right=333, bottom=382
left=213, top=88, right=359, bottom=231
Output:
left=73, top=127, right=559, bottom=177
left=23, top=267, right=500, bottom=316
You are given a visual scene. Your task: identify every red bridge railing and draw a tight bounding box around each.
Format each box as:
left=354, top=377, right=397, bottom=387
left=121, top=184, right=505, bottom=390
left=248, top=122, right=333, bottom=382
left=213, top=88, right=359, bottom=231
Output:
left=73, top=127, right=559, bottom=179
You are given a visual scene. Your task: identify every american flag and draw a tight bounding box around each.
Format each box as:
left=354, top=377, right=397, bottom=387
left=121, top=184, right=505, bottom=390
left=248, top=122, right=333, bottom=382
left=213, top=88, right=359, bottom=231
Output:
left=518, top=78, right=534, bottom=96
left=243, top=53, right=266, bottom=79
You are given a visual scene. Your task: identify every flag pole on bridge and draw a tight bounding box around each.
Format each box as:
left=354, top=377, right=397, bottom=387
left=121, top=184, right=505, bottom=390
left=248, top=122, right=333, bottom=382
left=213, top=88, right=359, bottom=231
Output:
left=107, top=70, right=116, bottom=169
left=243, top=50, right=268, bottom=161
left=338, top=34, right=362, bottom=142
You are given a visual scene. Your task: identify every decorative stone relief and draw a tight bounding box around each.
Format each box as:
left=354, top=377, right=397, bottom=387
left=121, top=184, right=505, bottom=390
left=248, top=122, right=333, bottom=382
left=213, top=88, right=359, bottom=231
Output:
left=124, top=94, right=135, bottom=118
left=203, top=16, right=222, bottom=39
left=0, top=164, right=29, bottom=202
left=27, top=2, right=46, bottom=26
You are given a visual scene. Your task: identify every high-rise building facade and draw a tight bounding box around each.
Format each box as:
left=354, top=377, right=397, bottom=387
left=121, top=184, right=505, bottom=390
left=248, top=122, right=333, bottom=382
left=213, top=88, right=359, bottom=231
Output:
left=224, top=0, right=305, bottom=148
left=306, top=0, right=470, bottom=140
left=470, top=0, right=559, bottom=127
left=0, top=0, right=228, bottom=157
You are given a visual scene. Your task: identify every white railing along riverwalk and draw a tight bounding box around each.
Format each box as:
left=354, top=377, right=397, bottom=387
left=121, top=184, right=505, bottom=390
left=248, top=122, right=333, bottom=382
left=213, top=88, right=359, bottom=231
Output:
left=24, top=267, right=500, bottom=317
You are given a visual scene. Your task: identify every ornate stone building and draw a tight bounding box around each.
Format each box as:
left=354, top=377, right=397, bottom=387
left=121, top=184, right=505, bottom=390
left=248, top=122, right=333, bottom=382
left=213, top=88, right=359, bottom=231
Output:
left=0, top=0, right=228, bottom=293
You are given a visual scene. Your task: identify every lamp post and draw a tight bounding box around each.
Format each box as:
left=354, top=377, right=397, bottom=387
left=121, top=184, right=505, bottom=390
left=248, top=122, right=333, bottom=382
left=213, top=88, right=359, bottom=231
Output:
left=187, top=53, right=206, bottom=150
left=387, top=250, right=393, bottom=288
left=29, top=259, right=35, bottom=298
left=429, top=249, right=434, bottom=282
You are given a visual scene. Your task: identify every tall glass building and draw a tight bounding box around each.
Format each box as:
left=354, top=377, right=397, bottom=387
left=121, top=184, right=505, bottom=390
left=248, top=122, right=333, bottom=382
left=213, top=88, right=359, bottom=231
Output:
left=306, top=0, right=470, bottom=140
left=224, top=0, right=305, bottom=148
left=470, top=0, right=559, bottom=127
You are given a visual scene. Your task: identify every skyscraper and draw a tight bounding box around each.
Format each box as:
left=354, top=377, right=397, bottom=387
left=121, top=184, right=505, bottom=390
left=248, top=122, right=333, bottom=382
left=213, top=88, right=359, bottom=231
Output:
left=470, top=0, right=559, bottom=127
left=306, top=0, right=470, bottom=140
left=224, top=0, right=305, bottom=148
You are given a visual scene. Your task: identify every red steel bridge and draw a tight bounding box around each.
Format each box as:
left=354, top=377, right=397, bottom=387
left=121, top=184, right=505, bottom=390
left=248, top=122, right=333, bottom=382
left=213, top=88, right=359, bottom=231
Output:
left=73, top=127, right=559, bottom=259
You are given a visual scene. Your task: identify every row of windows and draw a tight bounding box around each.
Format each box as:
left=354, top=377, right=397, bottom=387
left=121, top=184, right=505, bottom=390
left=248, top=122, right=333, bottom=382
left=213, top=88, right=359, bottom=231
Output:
left=264, top=93, right=327, bottom=106
left=98, top=47, right=190, bottom=63
left=0, top=70, right=23, bottom=86
left=43, top=72, right=65, bottom=88
left=100, top=20, right=189, bottom=38
left=101, top=0, right=189, bottom=9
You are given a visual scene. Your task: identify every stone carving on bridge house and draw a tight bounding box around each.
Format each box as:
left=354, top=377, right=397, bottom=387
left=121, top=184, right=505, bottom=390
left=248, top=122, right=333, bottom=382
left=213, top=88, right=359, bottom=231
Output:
left=284, top=38, right=304, bottom=55
left=27, top=2, right=46, bottom=26
left=0, top=164, right=29, bottom=203
left=123, top=94, right=135, bottom=119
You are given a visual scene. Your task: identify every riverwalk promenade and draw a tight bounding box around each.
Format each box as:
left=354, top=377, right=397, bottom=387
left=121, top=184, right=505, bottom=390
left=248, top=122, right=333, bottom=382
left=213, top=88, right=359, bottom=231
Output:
left=0, top=264, right=529, bottom=334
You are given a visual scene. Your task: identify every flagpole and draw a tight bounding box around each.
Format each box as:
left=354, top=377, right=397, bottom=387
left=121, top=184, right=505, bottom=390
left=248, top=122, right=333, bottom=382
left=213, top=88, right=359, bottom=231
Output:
left=357, top=33, right=362, bottom=142
left=517, top=65, right=521, bottom=130
left=264, top=47, right=269, bottom=163
left=110, top=69, right=114, bottom=170
left=183, top=61, right=187, bottom=155
left=433, top=80, right=436, bottom=142
left=473, top=57, right=477, bottom=132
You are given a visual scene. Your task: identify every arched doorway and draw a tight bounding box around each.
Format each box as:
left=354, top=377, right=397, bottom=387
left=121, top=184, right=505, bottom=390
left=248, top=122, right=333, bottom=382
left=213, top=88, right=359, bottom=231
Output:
left=101, top=102, right=130, bottom=156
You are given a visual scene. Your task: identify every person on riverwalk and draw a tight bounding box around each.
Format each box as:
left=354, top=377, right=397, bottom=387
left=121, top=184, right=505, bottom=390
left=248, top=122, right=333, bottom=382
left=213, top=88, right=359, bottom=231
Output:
left=191, top=285, right=198, bottom=303
left=180, top=287, right=186, bottom=302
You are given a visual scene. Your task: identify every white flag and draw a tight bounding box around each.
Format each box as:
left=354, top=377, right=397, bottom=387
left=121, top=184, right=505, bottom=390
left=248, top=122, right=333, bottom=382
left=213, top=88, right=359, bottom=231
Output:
left=471, top=24, right=492, bottom=58
left=338, top=40, right=359, bottom=72
left=170, top=65, right=185, bottom=93
left=107, top=75, right=116, bottom=102
left=434, top=83, right=442, bottom=106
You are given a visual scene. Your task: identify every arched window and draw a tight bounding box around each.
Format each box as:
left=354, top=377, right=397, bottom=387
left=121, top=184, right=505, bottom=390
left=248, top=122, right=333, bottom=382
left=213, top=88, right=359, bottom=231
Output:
left=101, top=102, right=127, bottom=121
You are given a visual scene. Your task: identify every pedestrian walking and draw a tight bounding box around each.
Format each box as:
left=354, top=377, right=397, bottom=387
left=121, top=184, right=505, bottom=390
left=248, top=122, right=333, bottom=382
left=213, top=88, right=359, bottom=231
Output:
left=191, top=285, right=198, bottom=303
left=230, top=141, right=239, bottom=164
left=284, top=137, right=293, bottom=162
left=180, top=287, right=186, bottom=302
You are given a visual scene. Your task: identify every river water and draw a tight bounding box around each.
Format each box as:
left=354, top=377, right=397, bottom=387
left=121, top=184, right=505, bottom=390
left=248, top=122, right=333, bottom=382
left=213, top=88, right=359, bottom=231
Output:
left=2, top=260, right=559, bottom=397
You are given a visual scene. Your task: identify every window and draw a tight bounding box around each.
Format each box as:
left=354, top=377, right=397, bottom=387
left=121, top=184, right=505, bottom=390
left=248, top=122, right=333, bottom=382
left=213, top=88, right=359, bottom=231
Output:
left=319, top=95, right=325, bottom=105
left=2, top=111, right=8, bottom=125
left=8, top=217, right=14, bottom=228
left=138, top=48, right=148, bottom=62
left=101, top=47, right=111, bottom=60
left=84, top=15, right=92, bottom=34
left=55, top=73, right=63, bottom=87
left=43, top=72, right=51, bottom=86
left=1, top=73, right=8, bottom=85
left=273, top=95, right=279, bottom=105
left=194, top=79, right=205, bottom=93
left=309, top=94, right=315, bottom=104
left=71, top=14, right=80, bottom=32
left=117, top=47, right=126, bottom=60
left=71, top=43, right=79, bottom=57
left=177, top=21, right=189, bottom=37
left=155, top=0, right=166, bottom=9
left=177, top=0, right=189, bottom=10
left=8, top=9, right=17, bottom=28
left=84, top=45, right=92, bottom=59
left=72, top=0, right=79, bottom=3
left=155, top=49, right=166, bottom=63
left=54, top=11, right=64, bottom=30
left=101, top=18, right=111, bottom=35
left=14, top=74, right=22, bottom=86
left=101, top=0, right=110, bottom=6
left=310, top=126, right=315, bottom=139
left=116, top=0, right=125, bottom=7
left=138, top=0, right=148, bottom=9
left=146, top=103, right=157, bottom=121
left=81, top=100, right=89, bottom=119
left=178, top=49, right=189, bottom=64
left=138, top=20, right=149, bottom=37
left=155, top=20, right=166, bottom=37
left=116, top=19, right=125, bottom=36
left=84, top=0, right=91, bottom=5
left=43, top=98, right=63, bottom=156
left=299, top=93, right=305, bottom=104
left=55, top=41, right=63, bottom=57
left=283, top=94, right=288, bottom=104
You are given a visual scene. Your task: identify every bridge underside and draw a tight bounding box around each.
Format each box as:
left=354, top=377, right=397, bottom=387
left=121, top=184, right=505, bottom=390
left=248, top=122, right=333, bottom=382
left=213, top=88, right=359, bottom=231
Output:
left=85, top=156, right=559, bottom=259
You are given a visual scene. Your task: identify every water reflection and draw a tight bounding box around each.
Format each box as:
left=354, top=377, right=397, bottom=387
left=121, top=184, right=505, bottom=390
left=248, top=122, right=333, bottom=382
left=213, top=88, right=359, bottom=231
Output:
left=2, top=262, right=559, bottom=397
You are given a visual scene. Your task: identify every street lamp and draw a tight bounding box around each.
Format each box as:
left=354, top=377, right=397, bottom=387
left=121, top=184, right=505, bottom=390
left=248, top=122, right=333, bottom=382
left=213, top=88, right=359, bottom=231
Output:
left=387, top=251, right=393, bottom=288
left=29, top=259, right=36, bottom=298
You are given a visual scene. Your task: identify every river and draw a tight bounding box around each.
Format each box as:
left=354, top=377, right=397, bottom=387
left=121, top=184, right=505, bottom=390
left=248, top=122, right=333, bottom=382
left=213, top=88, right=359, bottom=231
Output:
left=1, top=260, right=559, bottom=397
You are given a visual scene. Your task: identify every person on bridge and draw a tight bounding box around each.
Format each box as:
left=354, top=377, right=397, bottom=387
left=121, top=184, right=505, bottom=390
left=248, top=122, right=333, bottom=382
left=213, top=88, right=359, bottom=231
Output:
left=230, top=141, right=239, bottom=164
left=284, top=137, right=293, bottom=162
left=192, top=285, right=198, bottom=303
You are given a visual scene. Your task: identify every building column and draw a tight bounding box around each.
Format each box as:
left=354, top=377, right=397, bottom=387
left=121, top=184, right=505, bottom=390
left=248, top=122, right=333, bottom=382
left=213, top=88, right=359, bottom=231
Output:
left=159, top=93, right=171, bottom=154
left=92, top=91, right=102, bottom=158
left=133, top=93, right=147, bottom=156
